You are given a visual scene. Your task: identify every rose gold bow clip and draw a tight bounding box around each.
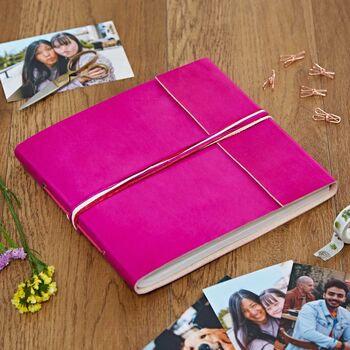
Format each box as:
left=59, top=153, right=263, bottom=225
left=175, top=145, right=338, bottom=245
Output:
left=300, top=85, right=327, bottom=98
left=312, top=108, right=341, bottom=124
left=309, top=63, right=335, bottom=79
left=280, top=50, right=306, bottom=67
left=262, top=70, right=276, bottom=90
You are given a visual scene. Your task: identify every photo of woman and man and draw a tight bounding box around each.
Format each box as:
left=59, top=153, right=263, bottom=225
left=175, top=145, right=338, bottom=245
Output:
left=0, top=21, right=134, bottom=101
left=204, top=261, right=293, bottom=350
left=278, top=263, right=350, bottom=350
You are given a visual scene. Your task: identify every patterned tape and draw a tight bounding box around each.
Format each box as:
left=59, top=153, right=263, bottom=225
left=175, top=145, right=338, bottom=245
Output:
left=314, top=205, right=350, bottom=261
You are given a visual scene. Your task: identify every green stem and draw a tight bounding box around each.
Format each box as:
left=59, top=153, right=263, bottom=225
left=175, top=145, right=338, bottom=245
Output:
left=0, top=221, right=18, bottom=248
left=0, top=178, right=46, bottom=273
left=0, top=242, right=6, bottom=254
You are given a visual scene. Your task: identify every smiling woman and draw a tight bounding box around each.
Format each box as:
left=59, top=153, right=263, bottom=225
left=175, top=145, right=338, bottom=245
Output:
left=51, top=32, right=116, bottom=85
left=229, top=290, right=279, bottom=350
left=260, top=289, right=286, bottom=319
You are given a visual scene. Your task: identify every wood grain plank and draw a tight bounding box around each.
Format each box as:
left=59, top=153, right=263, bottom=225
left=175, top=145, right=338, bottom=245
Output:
left=0, top=1, right=168, bottom=350
left=0, top=3, right=29, bottom=349
left=166, top=0, right=338, bottom=331
left=231, top=0, right=338, bottom=276
left=311, top=0, right=350, bottom=268
left=1, top=0, right=350, bottom=349
left=0, top=0, right=23, bottom=222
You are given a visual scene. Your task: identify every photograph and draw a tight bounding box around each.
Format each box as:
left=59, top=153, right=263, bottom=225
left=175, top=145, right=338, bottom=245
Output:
left=278, top=263, right=350, bottom=350
left=203, top=261, right=293, bottom=350
left=143, top=277, right=235, bottom=350
left=0, top=20, right=134, bottom=101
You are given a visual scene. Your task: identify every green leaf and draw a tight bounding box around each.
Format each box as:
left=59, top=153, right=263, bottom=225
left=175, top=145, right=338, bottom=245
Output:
left=0, top=242, right=6, bottom=254
left=330, top=243, right=337, bottom=250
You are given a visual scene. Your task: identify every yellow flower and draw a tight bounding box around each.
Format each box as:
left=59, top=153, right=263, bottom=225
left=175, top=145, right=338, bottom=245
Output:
left=12, top=266, right=57, bottom=314
left=18, top=305, right=29, bottom=314
left=48, top=282, right=57, bottom=295
left=46, top=265, right=55, bottom=277
left=17, top=287, right=25, bottom=299
left=11, top=298, right=19, bottom=307
left=41, top=293, right=50, bottom=301
left=27, top=295, right=37, bottom=304
left=39, top=271, right=52, bottom=285
left=28, top=303, right=41, bottom=313
left=32, top=275, right=41, bottom=290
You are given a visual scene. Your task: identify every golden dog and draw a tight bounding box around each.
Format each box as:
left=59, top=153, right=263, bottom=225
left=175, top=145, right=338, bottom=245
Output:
left=183, top=328, right=235, bottom=350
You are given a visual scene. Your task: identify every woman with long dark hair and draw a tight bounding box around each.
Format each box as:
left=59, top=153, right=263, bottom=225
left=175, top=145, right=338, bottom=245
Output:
left=51, top=32, right=115, bottom=85
left=260, top=288, right=286, bottom=319
left=21, top=39, right=67, bottom=97
left=229, top=289, right=279, bottom=350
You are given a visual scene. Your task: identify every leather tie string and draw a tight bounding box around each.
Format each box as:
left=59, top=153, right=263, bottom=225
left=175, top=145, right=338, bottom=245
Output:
left=70, top=109, right=273, bottom=230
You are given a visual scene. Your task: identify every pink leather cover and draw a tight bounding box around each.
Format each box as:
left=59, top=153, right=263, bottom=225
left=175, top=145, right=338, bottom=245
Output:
left=15, top=58, right=335, bottom=289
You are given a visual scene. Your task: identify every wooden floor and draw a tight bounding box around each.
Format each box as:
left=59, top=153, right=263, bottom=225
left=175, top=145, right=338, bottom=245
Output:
left=0, top=0, right=349, bottom=349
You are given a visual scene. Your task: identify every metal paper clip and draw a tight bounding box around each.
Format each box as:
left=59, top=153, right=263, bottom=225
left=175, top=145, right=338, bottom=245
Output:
left=280, top=51, right=306, bottom=67
left=300, top=86, right=327, bottom=98
left=309, top=63, right=335, bottom=79
left=312, top=108, right=341, bottom=124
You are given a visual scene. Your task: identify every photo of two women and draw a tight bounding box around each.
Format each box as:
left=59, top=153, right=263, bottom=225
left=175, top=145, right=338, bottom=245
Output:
left=20, top=32, right=115, bottom=97
left=203, top=261, right=293, bottom=350
left=229, top=287, right=285, bottom=349
left=0, top=21, right=134, bottom=101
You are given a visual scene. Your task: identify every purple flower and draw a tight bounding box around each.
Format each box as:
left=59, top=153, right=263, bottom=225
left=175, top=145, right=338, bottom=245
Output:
left=0, top=248, right=27, bottom=271
left=10, top=248, right=26, bottom=260
left=0, top=251, right=11, bottom=270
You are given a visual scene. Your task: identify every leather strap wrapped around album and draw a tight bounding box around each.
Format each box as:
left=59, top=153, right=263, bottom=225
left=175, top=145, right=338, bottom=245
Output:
left=15, top=58, right=336, bottom=294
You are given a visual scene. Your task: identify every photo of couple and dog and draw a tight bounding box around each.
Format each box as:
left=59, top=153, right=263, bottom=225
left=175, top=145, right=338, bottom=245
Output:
left=144, top=261, right=350, bottom=350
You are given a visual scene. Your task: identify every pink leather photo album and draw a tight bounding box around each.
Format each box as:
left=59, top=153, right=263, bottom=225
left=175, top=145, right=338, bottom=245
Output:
left=15, top=58, right=336, bottom=294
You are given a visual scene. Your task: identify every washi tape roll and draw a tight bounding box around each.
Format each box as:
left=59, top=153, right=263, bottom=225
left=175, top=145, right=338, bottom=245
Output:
left=334, top=205, right=350, bottom=243
left=314, top=205, right=350, bottom=261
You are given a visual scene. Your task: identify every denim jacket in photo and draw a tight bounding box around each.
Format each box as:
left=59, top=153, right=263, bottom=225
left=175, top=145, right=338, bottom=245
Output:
left=286, top=299, right=350, bottom=350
